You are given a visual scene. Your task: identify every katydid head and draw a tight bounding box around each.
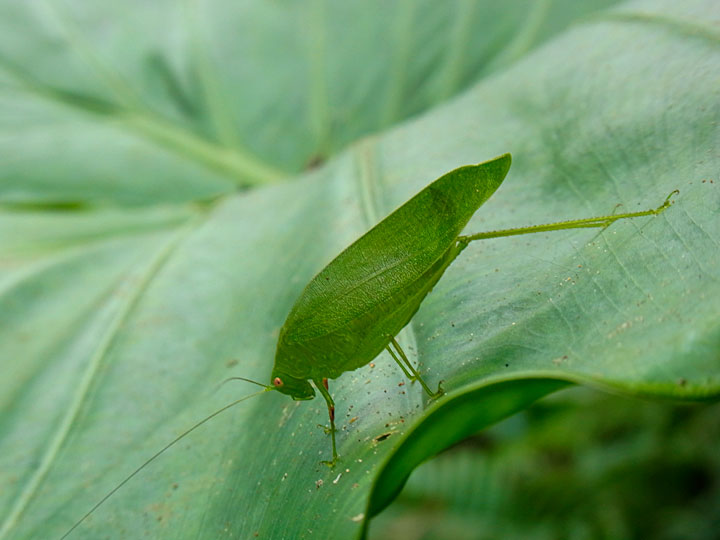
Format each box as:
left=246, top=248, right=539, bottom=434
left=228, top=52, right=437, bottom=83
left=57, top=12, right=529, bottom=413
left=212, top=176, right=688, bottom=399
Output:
left=270, top=370, right=315, bottom=400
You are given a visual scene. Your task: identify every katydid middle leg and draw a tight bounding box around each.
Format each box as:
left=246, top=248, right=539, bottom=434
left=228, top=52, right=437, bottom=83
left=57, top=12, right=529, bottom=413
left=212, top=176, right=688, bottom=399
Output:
left=386, top=337, right=444, bottom=399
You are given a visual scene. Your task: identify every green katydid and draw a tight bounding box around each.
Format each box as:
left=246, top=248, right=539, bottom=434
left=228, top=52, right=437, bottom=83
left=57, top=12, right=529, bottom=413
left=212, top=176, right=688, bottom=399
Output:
left=61, top=153, right=676, bottom=538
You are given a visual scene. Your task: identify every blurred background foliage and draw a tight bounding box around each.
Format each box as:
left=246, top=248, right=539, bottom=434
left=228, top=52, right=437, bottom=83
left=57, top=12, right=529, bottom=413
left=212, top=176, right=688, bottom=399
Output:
left=372, top=387, right=720, bottom=540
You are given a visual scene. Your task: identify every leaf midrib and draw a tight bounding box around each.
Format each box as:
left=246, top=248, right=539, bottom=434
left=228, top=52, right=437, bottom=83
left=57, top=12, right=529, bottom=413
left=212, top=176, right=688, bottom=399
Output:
left=0, top=47, right=285, bottom=189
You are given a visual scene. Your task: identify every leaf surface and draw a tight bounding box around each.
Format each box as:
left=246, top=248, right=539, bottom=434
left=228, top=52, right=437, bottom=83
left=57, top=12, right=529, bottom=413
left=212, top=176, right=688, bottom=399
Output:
left=0, top=1, right=718, bottom=539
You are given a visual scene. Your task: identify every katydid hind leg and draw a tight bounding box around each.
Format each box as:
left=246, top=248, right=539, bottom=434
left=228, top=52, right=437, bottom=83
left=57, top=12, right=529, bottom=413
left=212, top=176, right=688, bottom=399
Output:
left=314, top=378, right=339, bottom=467
left=457, top=190, right=677, bottom=244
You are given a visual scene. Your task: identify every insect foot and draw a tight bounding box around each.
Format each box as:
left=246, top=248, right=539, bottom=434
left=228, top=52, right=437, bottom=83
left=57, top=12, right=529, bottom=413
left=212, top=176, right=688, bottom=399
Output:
left=319, top=425, right=339, bottom=468
left=430, top=381, right=445, bottom=400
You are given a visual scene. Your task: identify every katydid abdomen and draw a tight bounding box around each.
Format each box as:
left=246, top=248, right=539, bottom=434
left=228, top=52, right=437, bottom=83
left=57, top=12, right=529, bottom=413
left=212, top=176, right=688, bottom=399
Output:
left=272, top=157, right=512, bottom=387
left=276, top=240, right=468, bottom=381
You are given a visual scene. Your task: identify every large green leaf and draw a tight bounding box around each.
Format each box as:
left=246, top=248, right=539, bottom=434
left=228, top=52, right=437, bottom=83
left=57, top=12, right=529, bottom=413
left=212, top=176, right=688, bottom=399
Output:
left=0, top=0, right=619, bottom=204
left=1, top=1, right=719, bottom=539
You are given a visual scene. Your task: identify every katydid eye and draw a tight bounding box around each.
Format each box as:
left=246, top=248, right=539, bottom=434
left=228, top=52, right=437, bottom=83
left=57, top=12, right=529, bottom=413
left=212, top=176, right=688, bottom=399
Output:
left=273, top=377, right=283, bottom=387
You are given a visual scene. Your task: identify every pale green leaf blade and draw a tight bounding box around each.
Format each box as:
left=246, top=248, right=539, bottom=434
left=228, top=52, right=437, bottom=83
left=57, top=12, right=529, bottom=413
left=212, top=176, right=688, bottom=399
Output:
left=0, top=1, right=718, bottom=540
left=0, top=0, right=619, bottom=203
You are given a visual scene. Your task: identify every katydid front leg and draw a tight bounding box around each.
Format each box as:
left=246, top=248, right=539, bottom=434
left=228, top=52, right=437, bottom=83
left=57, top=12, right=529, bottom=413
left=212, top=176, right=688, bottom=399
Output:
left=314, top=377, right=338, bottom=467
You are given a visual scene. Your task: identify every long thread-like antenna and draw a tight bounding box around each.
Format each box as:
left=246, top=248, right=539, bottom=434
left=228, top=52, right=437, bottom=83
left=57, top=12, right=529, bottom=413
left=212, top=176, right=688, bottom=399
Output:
left=60, top=387, right=274, bottom=539
left=218, top=376, right=272, bottom=390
